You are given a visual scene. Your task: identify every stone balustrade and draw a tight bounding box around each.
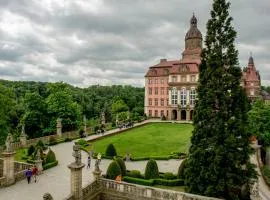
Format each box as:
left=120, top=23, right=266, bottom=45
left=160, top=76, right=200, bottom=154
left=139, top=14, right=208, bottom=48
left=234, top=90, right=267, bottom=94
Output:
left=0, top=159, right=3, bottom=177
left=14, top=161, right=33, bottom=172
left=99, top=178, right=222, bottom=200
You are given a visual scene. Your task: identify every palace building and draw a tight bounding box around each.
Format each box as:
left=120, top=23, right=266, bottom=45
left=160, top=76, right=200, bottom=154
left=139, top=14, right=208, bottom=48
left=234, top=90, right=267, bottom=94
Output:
left=144, top=14, right=261, bottom=121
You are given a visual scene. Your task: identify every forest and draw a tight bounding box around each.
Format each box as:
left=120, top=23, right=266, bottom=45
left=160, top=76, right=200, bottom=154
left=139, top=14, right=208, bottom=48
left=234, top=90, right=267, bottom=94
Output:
left=0, top=79, right=145, bottom=145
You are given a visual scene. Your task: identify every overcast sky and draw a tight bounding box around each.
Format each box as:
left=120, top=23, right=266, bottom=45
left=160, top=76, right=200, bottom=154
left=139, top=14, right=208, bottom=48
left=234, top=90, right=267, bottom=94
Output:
left=0, top=0, right=269, bottom=87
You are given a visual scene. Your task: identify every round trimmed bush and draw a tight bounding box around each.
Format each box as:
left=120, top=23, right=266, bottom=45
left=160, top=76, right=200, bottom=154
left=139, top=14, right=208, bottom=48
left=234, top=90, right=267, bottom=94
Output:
left=105, top=144, right=117, bottom=157
left=163, top=172, right=175, bottom=180
left=36, top=140, right=47, bottom=150
left=129, top=170, right=142, bottom=178
left=177, top=159, right=187, bottom=179
left=27, top=145, right=35, bottom=156
left=45, top=149, right=56, bottom=164
left=144, top=159, right=159, bottom=179
left=77, top=139, right=88, bottom=147
left=115, top=157, right=126, bottom=176
left=106, top=161, right=122, bottom=180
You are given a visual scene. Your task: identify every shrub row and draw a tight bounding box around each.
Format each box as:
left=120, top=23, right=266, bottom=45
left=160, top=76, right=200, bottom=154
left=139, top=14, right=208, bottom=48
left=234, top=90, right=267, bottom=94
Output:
left=123, top=176, right=154, bottom=186
left=123, top=176, right=184, bottom=187
left=43, top=160, right=58, bottom=170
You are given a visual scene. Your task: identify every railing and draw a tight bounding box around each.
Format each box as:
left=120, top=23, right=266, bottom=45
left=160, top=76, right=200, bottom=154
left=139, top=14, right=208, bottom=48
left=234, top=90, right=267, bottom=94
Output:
left=14, top=161, right=33, bottom=172
left=100, top=178, right=222, bottom=200
left=82, top=181, right=101, bottom=200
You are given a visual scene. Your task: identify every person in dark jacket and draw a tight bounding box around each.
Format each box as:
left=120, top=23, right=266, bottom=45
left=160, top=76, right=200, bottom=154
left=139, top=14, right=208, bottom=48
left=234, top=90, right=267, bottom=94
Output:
left=25, top=168, right=32, bottom=184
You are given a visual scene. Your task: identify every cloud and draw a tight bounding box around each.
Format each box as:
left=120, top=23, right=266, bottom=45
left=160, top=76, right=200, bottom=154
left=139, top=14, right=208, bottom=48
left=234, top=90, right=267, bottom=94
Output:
left=0, top=0, right=269, bottom=87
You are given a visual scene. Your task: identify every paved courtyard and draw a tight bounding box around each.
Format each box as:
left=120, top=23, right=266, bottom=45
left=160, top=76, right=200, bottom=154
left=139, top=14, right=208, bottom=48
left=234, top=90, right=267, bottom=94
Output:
left=0, top=121, right=269, bottom=200
left=0, top=121, right=182, bottom=200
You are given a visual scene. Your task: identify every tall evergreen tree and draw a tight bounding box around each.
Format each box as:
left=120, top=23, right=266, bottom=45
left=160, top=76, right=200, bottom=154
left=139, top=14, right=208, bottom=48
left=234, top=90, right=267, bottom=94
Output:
left=185, top=0, right=256, bottom=199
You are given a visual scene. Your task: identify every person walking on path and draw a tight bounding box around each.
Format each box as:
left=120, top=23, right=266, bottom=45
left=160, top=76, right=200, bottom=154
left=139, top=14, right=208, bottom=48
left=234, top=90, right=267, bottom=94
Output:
left=25, top=168, right=32, bottom=184
left=87, top=155, right=91, bottom=169
left=32, top=165, right=38, bottom=183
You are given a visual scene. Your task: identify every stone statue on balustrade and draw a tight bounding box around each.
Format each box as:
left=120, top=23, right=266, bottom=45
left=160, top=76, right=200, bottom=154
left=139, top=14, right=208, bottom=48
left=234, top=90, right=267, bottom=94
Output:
left=72, top=144, right=82, bottom=165
left=43, top=193, right=54, bottom=200
left=5, top=133, right=13, bottom=152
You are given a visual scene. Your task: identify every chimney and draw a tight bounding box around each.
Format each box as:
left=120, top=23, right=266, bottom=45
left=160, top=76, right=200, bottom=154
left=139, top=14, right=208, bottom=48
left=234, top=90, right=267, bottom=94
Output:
left=160, top=58, right=167, bottom=63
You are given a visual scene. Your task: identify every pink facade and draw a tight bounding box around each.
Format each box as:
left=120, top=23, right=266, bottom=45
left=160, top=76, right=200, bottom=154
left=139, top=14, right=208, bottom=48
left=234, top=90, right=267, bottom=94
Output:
left=145, top=14, right=201, bottom=121
left=241, top=56, right=261, bottom=101
left=145, top=15, right=262, bottom=121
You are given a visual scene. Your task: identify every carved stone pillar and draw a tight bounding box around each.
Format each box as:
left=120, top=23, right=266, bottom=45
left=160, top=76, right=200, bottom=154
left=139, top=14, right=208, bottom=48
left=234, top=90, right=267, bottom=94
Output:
left=68, top=145, right=85, bottom=200
left=56, top=118, right=62, bottom=138
left=3, top=133, right=15, bottom=186
left=35, top=150, right=43, bottom=173
left=20, top=124, right=27, bottom=147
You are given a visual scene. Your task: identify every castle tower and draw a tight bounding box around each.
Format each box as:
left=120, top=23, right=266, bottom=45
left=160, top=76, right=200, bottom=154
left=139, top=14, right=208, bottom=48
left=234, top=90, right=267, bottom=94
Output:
left=242, top=54, right=261, bottom=100
left=182, top=13, right=202, bottom=60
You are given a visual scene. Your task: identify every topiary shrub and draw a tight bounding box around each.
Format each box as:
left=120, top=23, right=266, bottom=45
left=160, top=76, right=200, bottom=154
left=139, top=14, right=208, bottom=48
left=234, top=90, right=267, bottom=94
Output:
left=105, top=144, right=117, bottom=157
left=163, top=172, right=176, bottom=180
left=177, top=159, right=187, bottom=179
left=144, top=159, right=159, bottom=179
left=106, top=160, right=122, bottom=180
left=36, top=140, right=47, bottom=150
left=129, top=170, right=142, bottom=178
left=45, top=149, right=56, bottom=164
left=115, top=157, right=126, bottom=176
left=27, top=145, right=35, bottom=156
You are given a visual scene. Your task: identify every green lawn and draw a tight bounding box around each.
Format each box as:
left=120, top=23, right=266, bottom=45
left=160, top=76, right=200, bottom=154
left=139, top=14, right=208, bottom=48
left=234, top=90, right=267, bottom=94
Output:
left=88, top=123, right=193, bottom=157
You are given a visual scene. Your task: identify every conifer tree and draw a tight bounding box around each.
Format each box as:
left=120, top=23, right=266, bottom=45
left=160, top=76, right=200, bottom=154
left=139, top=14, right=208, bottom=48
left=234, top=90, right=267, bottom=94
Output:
left=185, top=0, right=256, bottom=199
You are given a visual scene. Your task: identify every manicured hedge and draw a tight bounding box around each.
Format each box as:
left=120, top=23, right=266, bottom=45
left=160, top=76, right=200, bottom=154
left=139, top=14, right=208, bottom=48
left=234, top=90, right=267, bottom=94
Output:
left=115, top=158, right=126, bottom=176
left=123, top=176, right=154, bottom=186
left=123, top=176, right=184, bottom=187
left=105, top=144, right=117, bottom=157
left=126, top=170, right=143, bottom=178
left=45, top=149, right=56, bottom=164
left=145, top=159, right=159, bottom=179
left=27, top=145, right=35, bottom=156
left=177, top=159, right=187, bottom=179
left=43, top=160, right=58, bottom=170
left=153, top=178, right=184, bottom=186
left=106, top=161, right=122, bottom=180
left=163, top=172, right=176, bottom=180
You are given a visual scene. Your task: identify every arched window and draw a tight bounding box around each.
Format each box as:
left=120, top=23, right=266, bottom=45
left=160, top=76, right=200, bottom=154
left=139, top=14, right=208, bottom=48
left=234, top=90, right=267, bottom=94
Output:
left=190, top=88, right=196, bottom=105
left=180, top=88, right=187, bottom=106
left=171, top=87, right=178, bottom=105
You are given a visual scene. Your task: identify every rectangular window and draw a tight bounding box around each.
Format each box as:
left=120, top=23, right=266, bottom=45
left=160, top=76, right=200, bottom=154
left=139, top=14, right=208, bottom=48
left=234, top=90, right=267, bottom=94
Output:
left=155, top=110, right=158, bottom=117
left=155, top=79, right=158, bottom=84
left=167, top=87, right=169, bottom=95
left=149, top=110, right=152, bottom=117
left=155, top=87, right=158, bottom=95
left=181, top=88, right=187, bottom=106
left=161, top=99, right=164, bottom=106
left=172, top=76, right=177, bottom=82
left=166, top=110, right=169, bottom=116
left=167, top=99, right=169, bottom=106
left=191, top=75, right=196, bottom=82
left=149, top=98, right=152, bottom=106
left=171, top=88, right=178, bottom=105
left=149, top=87, right=152, bottom=95
left=161, top=87, right=164, bottom=95
left=148, top=79, right=152, bottom=84
left=161, top=79, right=164, bottom=84
left=190, top=89, right=196, bottom=105
left=155, top=98, right=158, bottom=106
